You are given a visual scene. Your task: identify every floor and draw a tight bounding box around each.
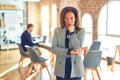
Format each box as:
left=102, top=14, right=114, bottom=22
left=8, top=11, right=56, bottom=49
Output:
left=0, top=48, right=120, bottom=80
left=0, top=49, right=20, bottom=75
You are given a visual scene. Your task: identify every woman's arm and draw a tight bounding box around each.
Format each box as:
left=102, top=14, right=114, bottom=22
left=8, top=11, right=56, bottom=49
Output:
left=68, top=28, right=85, bottom=50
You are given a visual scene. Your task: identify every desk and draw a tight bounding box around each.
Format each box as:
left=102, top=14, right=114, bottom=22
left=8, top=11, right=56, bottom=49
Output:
left=38, top=44, right=52, bottom=52
left=111, top=45, right=120, bottom=71
left=0, top=43, right=18, bottom=50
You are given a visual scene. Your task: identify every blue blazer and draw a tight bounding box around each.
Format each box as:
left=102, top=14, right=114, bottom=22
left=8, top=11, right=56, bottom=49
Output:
left=21, top=30, right=35, bottom=51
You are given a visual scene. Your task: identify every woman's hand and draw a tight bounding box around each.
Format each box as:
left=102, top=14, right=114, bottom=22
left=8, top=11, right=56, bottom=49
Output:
left=68, top=25, right=75, bottom=32
left=71, top=48, right=83, bottom=55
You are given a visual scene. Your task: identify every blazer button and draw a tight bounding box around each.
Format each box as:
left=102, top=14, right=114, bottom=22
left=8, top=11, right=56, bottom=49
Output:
left=59, top=62, right=61, bottom=64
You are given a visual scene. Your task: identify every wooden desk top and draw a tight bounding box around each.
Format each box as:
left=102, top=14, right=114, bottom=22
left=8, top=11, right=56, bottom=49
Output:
left=38, top=44, right=52, bottom=52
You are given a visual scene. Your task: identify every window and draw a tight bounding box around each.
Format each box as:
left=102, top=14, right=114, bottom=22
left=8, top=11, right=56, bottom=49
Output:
left=98, top=1, right=120, bottom=58
left=98, top=3, right=107, bottom=35
left=51, top=4, right=57, bottom=37
left=82, top=13, right=93, bottom=33
left=41, top=5, right=49, bottom=36
left=41, top=4, right=57, bottom=40
left=107, top=1, right=120, bottom=36
left=98, top=1, right=120, bottom=37
left=81, top=13, right=93, bottom=46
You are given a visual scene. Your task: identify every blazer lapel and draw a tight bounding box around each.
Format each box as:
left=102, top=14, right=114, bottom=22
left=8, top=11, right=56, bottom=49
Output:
left=59, top=27, right=66, bottom=48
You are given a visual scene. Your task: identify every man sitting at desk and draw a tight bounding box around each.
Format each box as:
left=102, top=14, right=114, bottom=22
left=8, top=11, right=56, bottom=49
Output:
left=21, top=23, right=42, bottom=56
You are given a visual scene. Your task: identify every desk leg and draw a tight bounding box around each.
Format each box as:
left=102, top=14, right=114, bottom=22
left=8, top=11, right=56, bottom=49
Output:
left=118, top=47, right=120, bottom=61
left=111, top=47, right=117, bottom=71
left=111, top=46, right=120, bottom=71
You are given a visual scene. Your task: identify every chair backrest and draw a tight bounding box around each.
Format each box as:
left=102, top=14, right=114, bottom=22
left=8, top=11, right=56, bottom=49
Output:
left=84, top=50, right=102, bottom=68
left=16, top=43, right=26, bottom=56
left=42, top=36, right=47, bottom=43
left=26, top=47, right=47, bottom=62
left=89, top=40, right=101, bottom=51
left=84, top=40, right=102, bottom=68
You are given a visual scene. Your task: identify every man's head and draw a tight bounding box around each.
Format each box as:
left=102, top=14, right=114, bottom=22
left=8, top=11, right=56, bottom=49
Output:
left=27, top=24, right=34, bottom=33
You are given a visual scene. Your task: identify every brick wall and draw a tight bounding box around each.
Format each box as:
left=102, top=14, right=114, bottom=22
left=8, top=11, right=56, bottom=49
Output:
left=56, top=0, right=107, bottom=40
left=56, top=0, right=81, bottom=27
left=27, top=0, right=107, bottom=40
left=27, top=0, right=53, bottom=36
left=27, top=2, right=41, bottom=35
left=81, top=0, right=107, bottom=40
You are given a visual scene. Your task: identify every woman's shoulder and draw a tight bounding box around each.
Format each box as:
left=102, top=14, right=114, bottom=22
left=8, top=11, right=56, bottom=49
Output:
left=75, top=27, right=85, bottom=34
left=55, top=27, right=60, bottom=30
left=54, top=27, right=65, bottom=31
left=79, top=28, right=85, bottom=35
left=80, top=28, right=85, bottom=31
left=76, top=27, right=85, bottom=30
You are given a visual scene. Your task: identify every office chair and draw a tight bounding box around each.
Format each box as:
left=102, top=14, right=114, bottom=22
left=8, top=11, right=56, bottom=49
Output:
left=83, top=40, right=102, bottom=80
left=16, top=43, right=30, bottom=70
left=26, top=46, right=52, bottom=80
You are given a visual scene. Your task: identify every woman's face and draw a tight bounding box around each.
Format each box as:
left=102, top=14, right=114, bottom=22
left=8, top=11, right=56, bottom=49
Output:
left=64, top=12, right=75, bottom=29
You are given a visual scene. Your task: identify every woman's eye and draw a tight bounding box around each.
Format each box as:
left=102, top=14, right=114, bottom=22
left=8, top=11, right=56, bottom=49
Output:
left=71, top=17, right=73, bottom=19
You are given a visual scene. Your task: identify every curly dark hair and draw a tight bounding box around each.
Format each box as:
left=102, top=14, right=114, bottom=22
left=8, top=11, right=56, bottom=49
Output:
left=60, top=6, right=81, bottom=34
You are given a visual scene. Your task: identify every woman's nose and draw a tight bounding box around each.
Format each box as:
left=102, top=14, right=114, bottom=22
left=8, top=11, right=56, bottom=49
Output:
left=68, top=19, right=72, bottom=23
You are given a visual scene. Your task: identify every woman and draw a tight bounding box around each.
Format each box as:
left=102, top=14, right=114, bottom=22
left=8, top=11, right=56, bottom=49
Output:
left=52, top=7, right=85, bottom=80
